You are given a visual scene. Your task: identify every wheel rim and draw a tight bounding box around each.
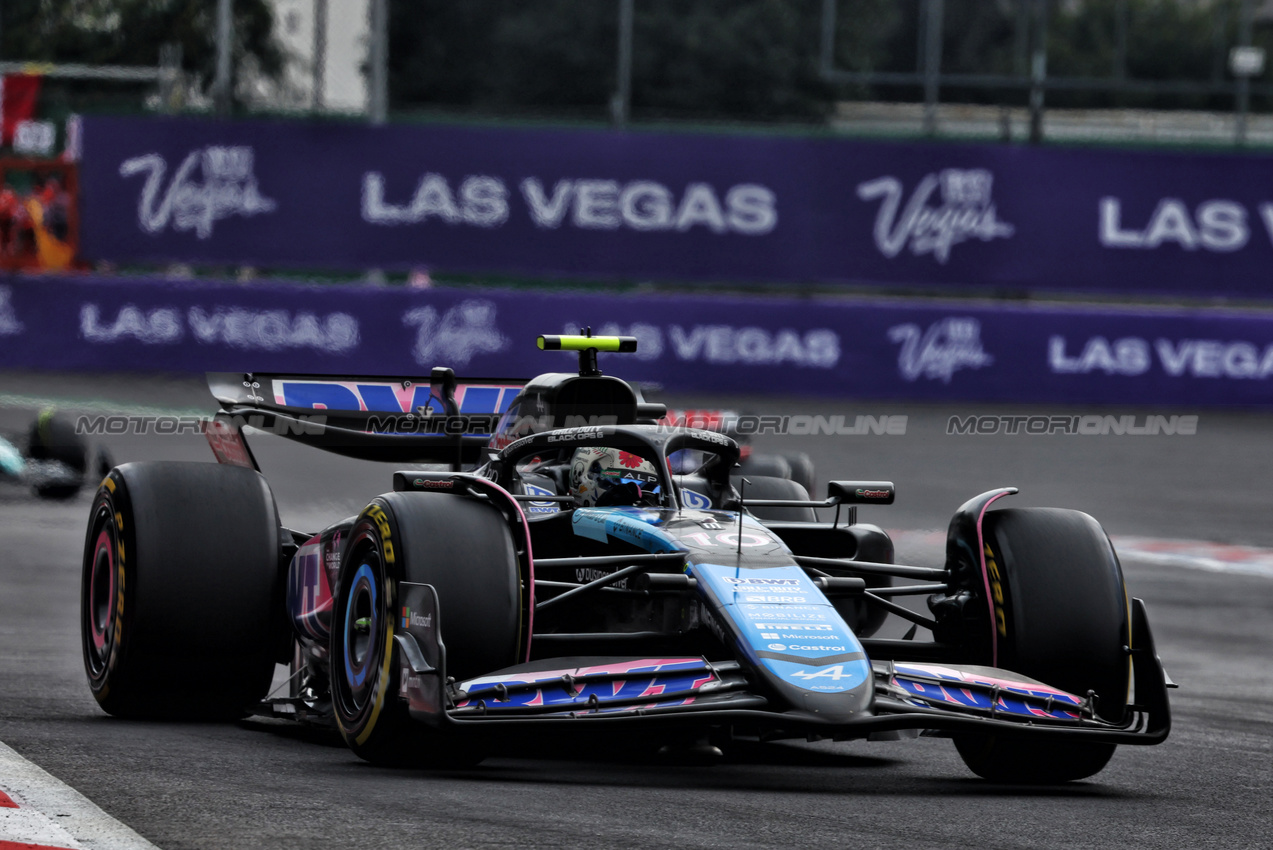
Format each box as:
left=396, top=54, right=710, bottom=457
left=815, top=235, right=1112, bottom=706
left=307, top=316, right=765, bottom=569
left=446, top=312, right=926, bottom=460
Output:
left=85, top=513, right=117, bottom=677
left=341, top=559, right=380, bottom=713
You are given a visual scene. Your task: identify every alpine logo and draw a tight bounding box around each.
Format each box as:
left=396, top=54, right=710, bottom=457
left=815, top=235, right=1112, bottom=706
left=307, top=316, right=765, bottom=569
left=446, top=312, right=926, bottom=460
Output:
left=791, top=665, right=856, bottom=681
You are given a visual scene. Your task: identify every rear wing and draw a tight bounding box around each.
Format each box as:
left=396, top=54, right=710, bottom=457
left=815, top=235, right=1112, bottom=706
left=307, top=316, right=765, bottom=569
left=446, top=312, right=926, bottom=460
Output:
left=206, top=369, right=525, bottom=468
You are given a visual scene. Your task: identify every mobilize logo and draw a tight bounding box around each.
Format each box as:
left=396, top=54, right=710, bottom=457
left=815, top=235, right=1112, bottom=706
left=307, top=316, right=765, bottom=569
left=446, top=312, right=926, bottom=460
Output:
left=745, top=611, right=822, bottom=620
left=753, top=623, right=834, bottom=631
left=744, top=604, right=821, bottom=611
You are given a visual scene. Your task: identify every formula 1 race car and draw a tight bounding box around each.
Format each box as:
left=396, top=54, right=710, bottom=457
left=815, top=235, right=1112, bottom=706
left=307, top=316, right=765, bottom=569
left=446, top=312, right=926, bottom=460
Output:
left=3, top=409, right=112, bottom=499
left=79, top=335, right=1172, bottom=783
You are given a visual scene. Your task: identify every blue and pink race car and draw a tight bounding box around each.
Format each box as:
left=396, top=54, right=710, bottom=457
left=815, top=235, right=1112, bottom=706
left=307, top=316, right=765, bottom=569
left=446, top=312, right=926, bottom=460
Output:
left=80, top=334, right=1171, bottom=782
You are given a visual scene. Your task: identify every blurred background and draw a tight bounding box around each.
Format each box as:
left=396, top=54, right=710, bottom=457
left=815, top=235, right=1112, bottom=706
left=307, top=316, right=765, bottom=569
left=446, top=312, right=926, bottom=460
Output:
left=2, top=0, right=1273, bottom=402
left=1, top=10, right=1271, bottom=846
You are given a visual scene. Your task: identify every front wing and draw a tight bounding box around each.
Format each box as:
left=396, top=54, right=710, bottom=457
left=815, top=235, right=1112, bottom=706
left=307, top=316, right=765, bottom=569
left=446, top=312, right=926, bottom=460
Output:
left=393, top=583, right=1170, bottom=746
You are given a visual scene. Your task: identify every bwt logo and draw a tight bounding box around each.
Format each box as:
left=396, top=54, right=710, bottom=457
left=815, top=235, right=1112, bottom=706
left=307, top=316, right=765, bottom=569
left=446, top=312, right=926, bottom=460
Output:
left=857, top=168, right=1014, bottom=264
left=120, top=145, right=276, bottom=239
left=273, top=379, right=520, bottom=415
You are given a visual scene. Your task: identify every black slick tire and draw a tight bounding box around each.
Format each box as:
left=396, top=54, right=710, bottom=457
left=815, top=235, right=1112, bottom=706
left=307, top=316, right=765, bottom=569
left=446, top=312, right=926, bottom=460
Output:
left=782, top=452, right=817, bottom=496
left=953, top=507, right=1130, bottom=783
left=734, top=475, right=816, bottom=523
left=81, top=462, right=282, bottom=719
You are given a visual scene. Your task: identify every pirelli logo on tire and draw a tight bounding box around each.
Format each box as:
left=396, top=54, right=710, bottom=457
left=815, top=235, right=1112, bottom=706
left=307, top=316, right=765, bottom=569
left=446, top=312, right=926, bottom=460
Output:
left=984, top=542, right=1007, bottom=638
left=365, top=504, right=395, bottom=565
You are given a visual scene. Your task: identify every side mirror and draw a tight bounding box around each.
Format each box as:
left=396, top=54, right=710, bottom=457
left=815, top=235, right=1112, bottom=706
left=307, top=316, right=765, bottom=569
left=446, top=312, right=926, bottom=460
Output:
left=827, top=480, right=895, bottom=505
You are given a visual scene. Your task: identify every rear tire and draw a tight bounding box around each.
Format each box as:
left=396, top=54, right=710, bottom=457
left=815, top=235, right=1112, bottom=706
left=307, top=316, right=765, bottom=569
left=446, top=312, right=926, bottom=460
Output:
left=81, top=462, right=282, bottom=719
left=737, top=453, right=790, bottom=482
left=28, top=411, right=87, bottom=499
left=330, top=492, right=521, bottom=767
left=953, top=507, right=1130, bottom=783
left=782, top=452, right=817, bottom=496
left=733, top=475, right=816, bottom=523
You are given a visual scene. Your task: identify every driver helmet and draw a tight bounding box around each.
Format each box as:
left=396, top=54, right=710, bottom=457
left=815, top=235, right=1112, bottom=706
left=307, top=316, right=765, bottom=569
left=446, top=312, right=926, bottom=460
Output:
left=570, top=446, right=660, bottom=507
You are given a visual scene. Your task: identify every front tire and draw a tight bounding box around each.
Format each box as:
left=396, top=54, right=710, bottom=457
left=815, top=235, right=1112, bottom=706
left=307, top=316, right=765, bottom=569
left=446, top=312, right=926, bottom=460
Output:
left=81, top=462, right=282, bottom=719
left=953, top=507, right=1130, bottom=783
left=330, top=492, right=522, bottom=767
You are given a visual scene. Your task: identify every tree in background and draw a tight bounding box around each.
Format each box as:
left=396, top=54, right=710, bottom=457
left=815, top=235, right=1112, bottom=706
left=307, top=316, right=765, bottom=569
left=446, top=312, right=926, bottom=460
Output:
left=388, top=0, right=895, bottom=123
left=1, top=0, right=1267, bottom=123
left=1047, top=0, right=1273, bottom=110
left=387, top=0, right=1273, bottom=122
left=866, top=0, right=1273, bottom=111
left=0, top=0, right=281, bottom=111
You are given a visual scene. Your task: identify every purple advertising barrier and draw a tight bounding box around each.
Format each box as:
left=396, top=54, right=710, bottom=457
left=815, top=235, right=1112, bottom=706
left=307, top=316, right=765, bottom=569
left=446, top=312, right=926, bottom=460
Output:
left=77, top=116, right=1273, bottom=299
left=3, top=275, right=1273, bottom=407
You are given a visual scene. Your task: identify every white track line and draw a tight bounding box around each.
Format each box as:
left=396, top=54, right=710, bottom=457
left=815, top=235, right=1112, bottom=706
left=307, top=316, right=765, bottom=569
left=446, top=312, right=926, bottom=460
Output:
left=888, top=529, right=1273, bottom=579
left=0, top=393, right=207, bottom=418
left=0, top=741, right=159, bottom=850
left=1110, top=536, right=1273, bottom=579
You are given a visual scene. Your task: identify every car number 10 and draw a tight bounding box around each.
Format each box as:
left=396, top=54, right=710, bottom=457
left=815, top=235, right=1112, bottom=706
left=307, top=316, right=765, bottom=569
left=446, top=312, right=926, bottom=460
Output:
left=678, top=531, right=770, bottom=548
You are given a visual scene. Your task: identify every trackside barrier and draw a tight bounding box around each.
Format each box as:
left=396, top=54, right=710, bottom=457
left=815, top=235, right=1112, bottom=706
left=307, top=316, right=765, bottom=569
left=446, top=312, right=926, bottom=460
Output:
left=78, top=115, right=1273, bottom=299
left=3, top=276, right=1273, bottom=406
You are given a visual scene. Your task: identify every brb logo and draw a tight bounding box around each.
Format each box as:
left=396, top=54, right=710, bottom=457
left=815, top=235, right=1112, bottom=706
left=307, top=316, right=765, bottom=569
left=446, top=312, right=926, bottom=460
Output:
left=888, top=317, right=994, bottom=383
left=857, top=168, right=1014, bottom=264
left=120, top=145, right=277, bottom=239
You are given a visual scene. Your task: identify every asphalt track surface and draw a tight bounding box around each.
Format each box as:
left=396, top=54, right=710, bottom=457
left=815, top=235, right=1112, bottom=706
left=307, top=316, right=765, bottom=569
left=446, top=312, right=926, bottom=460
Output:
left=1, top=371, right=1270, bottom=849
